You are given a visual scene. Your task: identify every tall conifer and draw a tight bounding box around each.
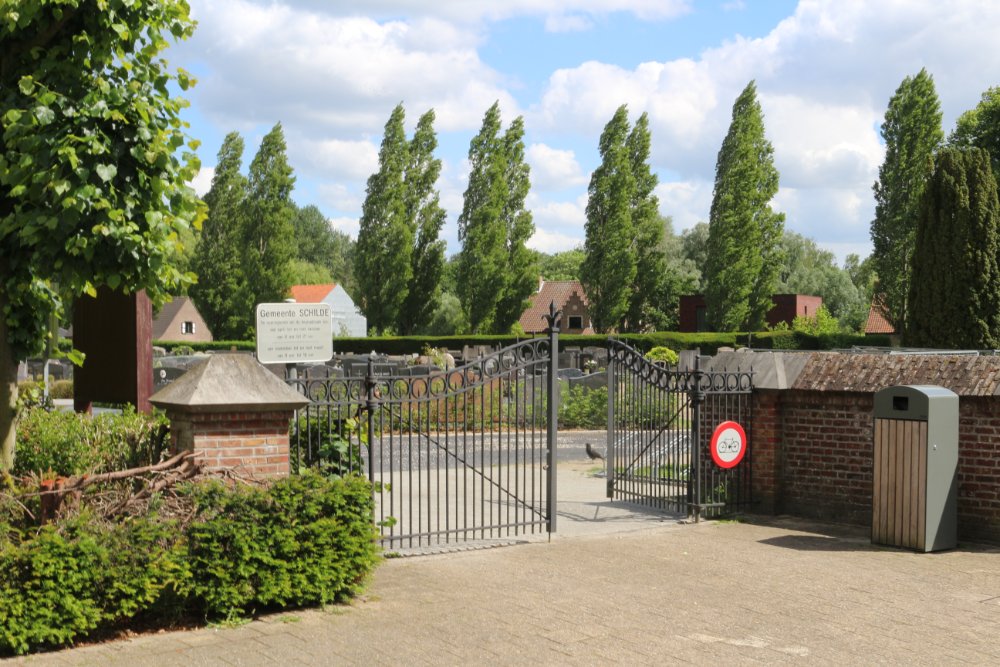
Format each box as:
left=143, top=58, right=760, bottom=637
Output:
left=190, top=132, right=248, bottom=340
left=399, top=109, right=447, bottom=334
left=238, top=123, right=296, bottom=338
left=457, top=103, right=534, bottom=333
left=355, top=104, right=412, bottom=333
left=705, top=81, right=785, bottom=331
left=581, top=105, right=637, bottom=332
left=907, top=148, right=1000, bottom=348
left=870, top=69, right=943, bottom=331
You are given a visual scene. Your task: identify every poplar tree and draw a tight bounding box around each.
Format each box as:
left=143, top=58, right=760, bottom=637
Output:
left=493, top=117, right=537, bottom=332
left=457, top=103, right=535, bottom=333
left=870, top=69, right=943, bottom=331
left=907, top=148, right=1000, bottom=348
left=355, top=104, right=411, bottom=333
left=705, top=81, right=785, bottom=331
left=398, top=110, right=446, bottom=334
left=624, top=113, right=667, bottom=332
left=238, top=123, right=296, bottom=337
left=581, top=106, right=637, bottom=332
left=190, top=132, right=247, bottom=340
left=949, top=86, right=1000, bottom=182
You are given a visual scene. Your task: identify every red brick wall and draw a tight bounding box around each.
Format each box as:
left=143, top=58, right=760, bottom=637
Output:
left=751, top=390, right=1000, bottom=544
left=169, top=410, right=291, bottom=477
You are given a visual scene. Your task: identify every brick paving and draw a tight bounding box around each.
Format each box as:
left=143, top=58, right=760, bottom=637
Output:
left=12, top=462, right=1000, bottom=665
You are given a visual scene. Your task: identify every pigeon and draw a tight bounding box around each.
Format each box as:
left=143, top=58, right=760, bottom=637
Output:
left=585, top=442, right=605, bottom=461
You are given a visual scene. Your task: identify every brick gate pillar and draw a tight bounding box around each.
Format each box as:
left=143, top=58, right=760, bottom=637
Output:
left=751, top=389, right=784, bottom=514
left=149, top=353, right=309, bottom=477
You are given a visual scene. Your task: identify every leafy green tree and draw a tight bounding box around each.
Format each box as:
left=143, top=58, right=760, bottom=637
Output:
left=623, top=114, right=669, bottom=332
left=0, top=1, right=204, bottom=468
left=534, top=248, right=586, bottom=282
left=581, top=106, right=638, bottom=332
left=190, top=132, right=247, bottom=340
left=237, top=123, right=296, bottom=337
left=777, top=231, right=866, bottom=332
left=679, top=222, right=710, bottom=292
left=791, top=304, right=841, bottom=336
left=907, top=147, right=1000, bottom=348
left=844, top=253, right=877, bottom=304
left=705, top=81, right=785, bottom=331
left=290, top=204, right=355, bottom=291
left=949, top=86, right=1000, bottom=180
left=870, top=68, right=943, bottom=331
left=457, top=103, right=535, bottom=333
left=418, top=292, right=468, bottom=335
left=355, top=104, right=411, bottom=334
left=399, top=109, right=446, bottom=335
left=287, top=259, right=333, bottom=286
left=493, top=117, right=537, bottom=332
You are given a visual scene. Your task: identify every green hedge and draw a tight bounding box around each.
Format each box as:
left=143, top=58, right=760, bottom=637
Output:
left=736, top=331, right=893, bottom=350
left=155, top=339, right=255, bottom=352
left=0, top=472, right=379, bottom=656
left=157, top=331, right=894, bottom=357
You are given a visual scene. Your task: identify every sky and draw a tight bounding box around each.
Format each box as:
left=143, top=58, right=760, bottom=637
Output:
left=170, top=0, right=1000, bottom=266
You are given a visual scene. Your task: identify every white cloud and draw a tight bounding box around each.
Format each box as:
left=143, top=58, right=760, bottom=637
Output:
left=189, top=166, right=214, bottom=197
left=281, top=0, right=691, bottom=26
left=655, top=180, right=712, bottom=232
left=328, top=216, right=360, bottom=238
left=184, top=1, right=520, bottom=136
left=318, top=183, right=363, bottom=213
left=526, top=144, right=588, bottom=191
left=527, top=227, right=584, bottom=253
left=291, top=137, right=380, bottom=182
left=529, top=193, right=588, bottom=232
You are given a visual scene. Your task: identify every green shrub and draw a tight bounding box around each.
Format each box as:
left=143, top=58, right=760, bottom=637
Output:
left=290, top=415, right=365, bottom=478
left=645, top=346, right=679, bottom=365
left=0, top=512, right=188, bottom=656
left=0, top=473, right=378, bottom=656
left=559, top=385, right=608, bottom=429
left=14, top=407, right=170, bottom=477
left=183, top=472, right=379, bottom=618
left=49, top=380, right=73, bottom=400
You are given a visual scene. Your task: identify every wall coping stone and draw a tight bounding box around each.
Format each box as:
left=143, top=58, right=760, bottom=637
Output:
left=149, top=353, right=309, bottom=413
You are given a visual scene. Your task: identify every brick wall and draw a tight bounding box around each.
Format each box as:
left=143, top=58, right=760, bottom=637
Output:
left=169, top=410, right=291, bottom=477
left=751, top=390, right=1000, bottom=544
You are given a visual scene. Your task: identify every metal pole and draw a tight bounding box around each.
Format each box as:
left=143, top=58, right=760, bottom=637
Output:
left=606, top=342, right=615, bottom=499
left=690, top=355, right=706, bottom=522
left=545, top=302, right=561, bottom=536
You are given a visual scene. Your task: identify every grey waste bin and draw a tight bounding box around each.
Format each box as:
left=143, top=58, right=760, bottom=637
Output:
left=872, top=385, right=957, bottom=552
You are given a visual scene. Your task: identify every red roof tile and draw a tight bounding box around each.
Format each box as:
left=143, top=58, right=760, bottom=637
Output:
left=289, top=284, right=335, bottom=303
left=865, top=296, right=895, bottom=335
left=519, top=280, right=594, bottom=334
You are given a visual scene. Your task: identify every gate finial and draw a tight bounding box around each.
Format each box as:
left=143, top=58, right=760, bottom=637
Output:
left=544, top=301, right=562, bottom=332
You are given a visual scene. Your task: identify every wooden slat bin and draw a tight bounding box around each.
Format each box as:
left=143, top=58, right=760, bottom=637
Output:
left=872, top=385, right=957, bottom=552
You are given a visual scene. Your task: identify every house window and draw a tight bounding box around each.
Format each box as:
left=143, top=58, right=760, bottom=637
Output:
left=568, top=315, right=583, bottom=329
left=181, top=321, right=195, bottom=335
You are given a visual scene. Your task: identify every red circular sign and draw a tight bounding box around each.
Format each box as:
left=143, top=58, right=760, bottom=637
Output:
left=710, top=421, right=747, bottom=469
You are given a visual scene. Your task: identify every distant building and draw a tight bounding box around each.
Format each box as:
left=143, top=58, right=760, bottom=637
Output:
left=519, top=279, right=594, bottom=334
left=865, top=295, right=896, bottom=336
left=289, top=283, right=367, bottom=337
left=153, top=296, right=213, bottom=342
left=678, top=294, right=823, bottom=332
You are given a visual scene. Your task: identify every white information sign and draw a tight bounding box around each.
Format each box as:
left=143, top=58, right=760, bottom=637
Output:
left=255, top=302, right=333, bottom=364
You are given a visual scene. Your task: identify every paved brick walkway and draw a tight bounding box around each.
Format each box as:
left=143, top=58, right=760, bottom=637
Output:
left=14, top=512, right=1000, bottom=666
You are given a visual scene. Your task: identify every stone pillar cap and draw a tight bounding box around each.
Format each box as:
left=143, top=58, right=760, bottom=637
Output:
left=150, top=353, right=309, bottom=413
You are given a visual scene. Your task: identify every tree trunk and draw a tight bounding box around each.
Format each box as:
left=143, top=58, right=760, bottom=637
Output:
left=0, top=291, right=18, bottom=471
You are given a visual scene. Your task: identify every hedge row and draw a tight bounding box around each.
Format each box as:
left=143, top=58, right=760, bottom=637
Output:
left=0, top=473, right=379, bottom=656
left=157, top=330, right=892, bottom=357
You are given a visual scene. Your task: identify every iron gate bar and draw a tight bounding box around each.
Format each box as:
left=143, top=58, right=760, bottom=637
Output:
left=606, top=340, right=753, bottom=519
left=290, top=330, right=558, bottom=550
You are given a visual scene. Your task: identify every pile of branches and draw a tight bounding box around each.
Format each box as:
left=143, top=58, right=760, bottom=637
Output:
left=3, top=452, right=266, bottom=528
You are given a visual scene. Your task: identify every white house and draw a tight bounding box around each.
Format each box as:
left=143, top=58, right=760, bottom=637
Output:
left=288, top=283, right=367, bottom=337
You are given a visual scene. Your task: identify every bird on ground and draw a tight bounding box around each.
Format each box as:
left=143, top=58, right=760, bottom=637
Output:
left=585, top=442, right=605, bottom=461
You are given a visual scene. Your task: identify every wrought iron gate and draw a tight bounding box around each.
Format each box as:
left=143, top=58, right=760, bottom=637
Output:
left=606, top=339, right=753, bottom=520
left=289, top=313, right=560, bottom=551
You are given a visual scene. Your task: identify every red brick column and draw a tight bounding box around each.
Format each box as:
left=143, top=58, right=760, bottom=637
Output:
left=167, top=409, right=292, bottom=477
left=751, top=389, right=783, bottom=514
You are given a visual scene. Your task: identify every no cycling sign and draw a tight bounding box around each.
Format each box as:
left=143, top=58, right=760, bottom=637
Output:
left=709, top=421, right=747, bottom=469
